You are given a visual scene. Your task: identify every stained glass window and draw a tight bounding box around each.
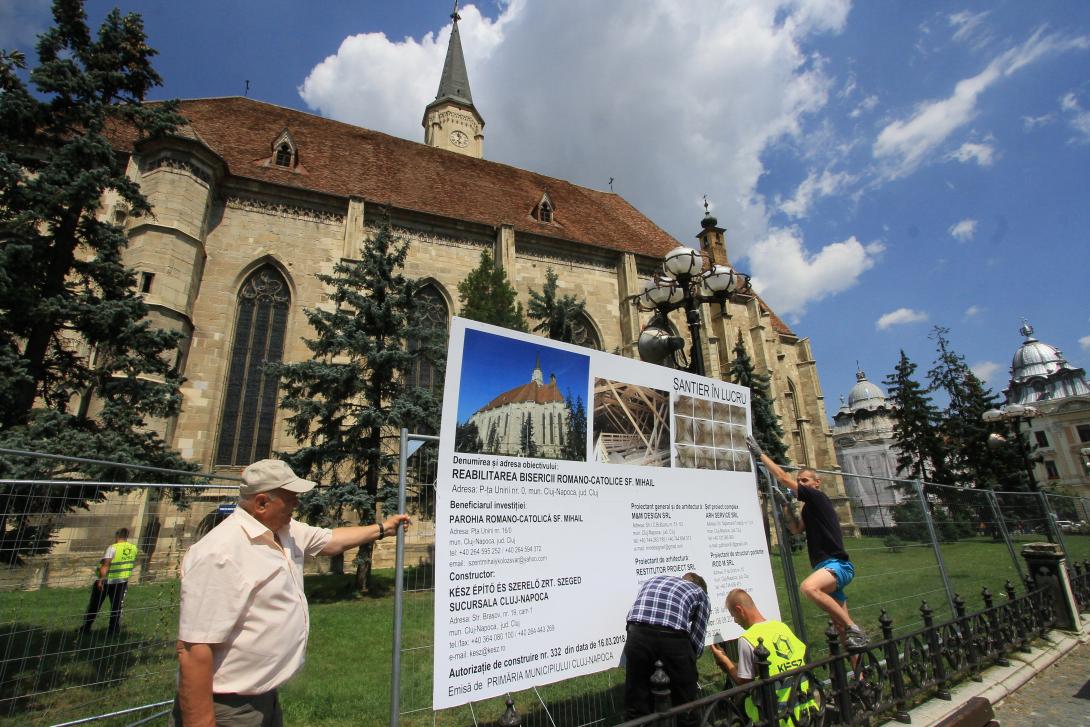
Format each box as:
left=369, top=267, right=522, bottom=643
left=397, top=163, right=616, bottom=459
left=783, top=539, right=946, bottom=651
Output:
left=215, top=265, right=290, bottom=466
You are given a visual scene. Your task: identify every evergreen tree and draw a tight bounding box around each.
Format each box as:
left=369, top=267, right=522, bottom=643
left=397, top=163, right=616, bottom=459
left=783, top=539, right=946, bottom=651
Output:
left=0, top=1, right=195, bottom=562
left=527, top=267, right=589, bottom=344
left=728, top=332, right=788, bottom=464
left=927, top=326, right=1024, bottom=490
left=457, top=250, right=527, bottom=331
left=520, top=414, right=537, bottom=457
left=454, top=420, right=482, bottom=453
left=273, top=223, right=445, bottom=591
left=884, top=350, right=948, bottom=483
left=562, top=392, right=588, bottom=461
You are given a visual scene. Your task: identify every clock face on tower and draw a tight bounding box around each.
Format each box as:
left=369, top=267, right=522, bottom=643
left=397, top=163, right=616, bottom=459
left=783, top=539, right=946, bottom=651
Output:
left=449, top=129, right=469, bottom=148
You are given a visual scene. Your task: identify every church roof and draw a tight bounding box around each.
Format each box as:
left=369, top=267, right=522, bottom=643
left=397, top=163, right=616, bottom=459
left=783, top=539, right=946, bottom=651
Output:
left=114, top=97, right=682, bottom=260
left=429, top=8, right=474, bottom=109
left=478, top=380, right=565, bottom=413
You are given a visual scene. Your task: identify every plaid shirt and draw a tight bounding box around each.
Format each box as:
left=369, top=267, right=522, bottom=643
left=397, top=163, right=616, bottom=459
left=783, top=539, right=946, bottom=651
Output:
left=626, top=575, right=710, bottom=657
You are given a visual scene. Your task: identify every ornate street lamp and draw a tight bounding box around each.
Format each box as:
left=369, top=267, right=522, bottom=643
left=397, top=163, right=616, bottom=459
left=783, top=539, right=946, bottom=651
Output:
left=634, top=202, right=751, bottom=376
left=984, top=403, right=1041, bottom=491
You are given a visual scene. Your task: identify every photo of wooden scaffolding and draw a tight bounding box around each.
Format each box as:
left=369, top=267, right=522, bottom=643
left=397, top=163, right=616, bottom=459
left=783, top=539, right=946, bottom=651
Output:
left=674, top=394, right=750, bottom=471
left=592, top=379, right=670, bottom=466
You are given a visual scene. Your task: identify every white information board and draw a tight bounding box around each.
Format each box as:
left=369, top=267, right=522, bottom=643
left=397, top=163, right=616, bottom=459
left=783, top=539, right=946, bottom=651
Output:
left=433, top=318, right=778, bottom=708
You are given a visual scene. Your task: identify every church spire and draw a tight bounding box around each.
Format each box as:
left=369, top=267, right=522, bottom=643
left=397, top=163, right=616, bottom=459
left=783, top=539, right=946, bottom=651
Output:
left=435, top=2, right=473, bottom=106
left=423, top=1, right=485, bottom=158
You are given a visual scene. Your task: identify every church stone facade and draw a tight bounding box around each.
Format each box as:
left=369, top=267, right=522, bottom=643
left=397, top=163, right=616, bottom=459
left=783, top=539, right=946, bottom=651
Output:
left=104, top=11, right=849, bottom=519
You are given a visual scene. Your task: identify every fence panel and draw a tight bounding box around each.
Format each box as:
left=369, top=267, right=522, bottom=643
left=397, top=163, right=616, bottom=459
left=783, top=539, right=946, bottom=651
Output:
left=0, top=474, right=240, bottom=726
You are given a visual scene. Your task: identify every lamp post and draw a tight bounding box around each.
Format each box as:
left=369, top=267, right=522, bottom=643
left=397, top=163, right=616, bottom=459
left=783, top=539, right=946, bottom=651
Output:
left=634, top=205, right=751, bottom=376
left=983, top=403, right=1041, bottom=491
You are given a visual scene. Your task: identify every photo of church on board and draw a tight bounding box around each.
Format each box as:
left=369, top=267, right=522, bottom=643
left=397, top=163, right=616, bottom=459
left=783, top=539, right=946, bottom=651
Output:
left=453, top=328, right=589, bottom=460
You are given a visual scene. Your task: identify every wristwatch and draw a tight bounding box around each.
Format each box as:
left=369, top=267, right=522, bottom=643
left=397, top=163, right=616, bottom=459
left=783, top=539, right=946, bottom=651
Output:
left=378, top=522, right=386, bottom=540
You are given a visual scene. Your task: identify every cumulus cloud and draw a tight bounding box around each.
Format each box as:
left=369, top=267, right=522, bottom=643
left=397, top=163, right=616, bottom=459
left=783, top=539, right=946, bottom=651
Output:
left=1059, top=92, right=1090, bottom=143
left=298, top=0, right=855, bottom=264
left=964, top=305, right=984, bottom=318
left=1080, top=334, right=1090, bottom=351
left=971, top=360, right=1002, bottom=385
left=849, top=94, right=878, bottom=118
left=778, top=168, right=856, bottom=218
left=947, top=140, right=995, bottom=166
left=873, top=27, right=1090, bottom=179
left=876, top=307, right=928, bottom=330
left=747, top=229, right=883, bottom=317
left=948, top=218, right=977, bottom=241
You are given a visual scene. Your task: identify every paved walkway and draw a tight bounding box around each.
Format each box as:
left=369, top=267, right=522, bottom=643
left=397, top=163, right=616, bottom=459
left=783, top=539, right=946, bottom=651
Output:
left=993, top=640, right=1090, bottom=726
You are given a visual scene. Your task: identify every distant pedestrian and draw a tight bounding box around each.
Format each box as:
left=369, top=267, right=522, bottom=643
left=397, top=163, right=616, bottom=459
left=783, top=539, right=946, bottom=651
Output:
left=623, top=572, right=710, bottom=726
left=80, top=527, right=138, bottom=636
left=747, top=435, right=868, bottom=650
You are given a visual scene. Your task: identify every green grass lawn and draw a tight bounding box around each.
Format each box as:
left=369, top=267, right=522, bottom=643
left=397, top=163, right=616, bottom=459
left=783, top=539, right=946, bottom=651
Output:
left=1, top=533, right=1086, bottom=726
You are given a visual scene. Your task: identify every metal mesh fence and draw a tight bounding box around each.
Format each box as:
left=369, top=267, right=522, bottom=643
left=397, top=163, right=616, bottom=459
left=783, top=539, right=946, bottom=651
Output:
left=0, top=441, right=1086, bottom=726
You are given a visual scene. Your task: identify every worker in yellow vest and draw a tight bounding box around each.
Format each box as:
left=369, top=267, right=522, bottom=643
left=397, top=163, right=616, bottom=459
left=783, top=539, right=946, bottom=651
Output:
left=79, top=527, right=138, bottom=636
left=709, top=588, right=819, bottom=726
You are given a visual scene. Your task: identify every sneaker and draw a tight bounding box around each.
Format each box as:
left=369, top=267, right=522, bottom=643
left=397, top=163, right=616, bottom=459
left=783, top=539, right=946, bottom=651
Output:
left=845, top=625, right=869, bottom=651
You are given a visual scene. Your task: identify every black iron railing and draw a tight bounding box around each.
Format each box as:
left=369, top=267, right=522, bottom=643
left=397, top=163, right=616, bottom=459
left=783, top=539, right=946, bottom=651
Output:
left=609, top=578, right=1057, bottom=727
left=1070, top=560, right=1090, bottom=612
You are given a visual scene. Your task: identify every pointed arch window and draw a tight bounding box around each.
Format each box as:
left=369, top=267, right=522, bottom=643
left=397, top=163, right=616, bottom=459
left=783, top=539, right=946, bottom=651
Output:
left=275, top=143, right=293, bottom=167
left=215, top=265, right=291, bottom=466
left=533, top=193, right=555, bottom=223
left=409, top=284, right=450, bottom=394
left=570, top=312, right=602, bottom=350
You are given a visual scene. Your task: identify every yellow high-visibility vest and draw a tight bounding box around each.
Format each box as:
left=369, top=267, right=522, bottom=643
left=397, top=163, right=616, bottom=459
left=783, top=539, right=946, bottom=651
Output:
left=106, top=541, right=138, bottom=581
left=741, top=620, right=818, bottom=725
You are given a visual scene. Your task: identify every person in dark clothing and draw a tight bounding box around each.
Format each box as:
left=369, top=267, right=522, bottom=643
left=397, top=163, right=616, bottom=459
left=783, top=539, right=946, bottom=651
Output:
left=623, top=572, right=710, bottom=726
left=746, top=435, right=868, bottom=650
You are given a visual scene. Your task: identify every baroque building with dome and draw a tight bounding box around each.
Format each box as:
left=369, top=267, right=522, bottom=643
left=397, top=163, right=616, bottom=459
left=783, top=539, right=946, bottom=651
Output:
left=1002, top=322, right=1090, bottom=502
left=100, top=8, right=848, bottom=517
left=831, top=370, right=907, bottom=531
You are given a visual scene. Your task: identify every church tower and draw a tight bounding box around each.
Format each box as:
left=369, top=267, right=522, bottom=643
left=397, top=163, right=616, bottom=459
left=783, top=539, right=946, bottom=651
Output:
left=423, top=3, right=485, bottom=158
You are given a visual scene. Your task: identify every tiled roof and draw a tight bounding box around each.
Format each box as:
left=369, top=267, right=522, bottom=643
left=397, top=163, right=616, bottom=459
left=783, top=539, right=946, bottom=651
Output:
left=115, top=97, right=681, bottom=259
left=479, top=380, right=565, bottom=413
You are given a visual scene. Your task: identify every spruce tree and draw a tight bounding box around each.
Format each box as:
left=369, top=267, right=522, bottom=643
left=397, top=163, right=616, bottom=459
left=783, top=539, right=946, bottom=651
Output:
left=884, top=350, right=948, bottom=483
left=527, top=267, right=589, bottom=344
left=520, top=414, right=537, bottom=457
left=457, top=250, right=527, bottom=331
left=728, top=332, right=788, bottom=464
left=562, top=392, right=588, bottom=461
left=0, top=1, right=194, bottom=562
left=273, top=223, right=445, bottom=591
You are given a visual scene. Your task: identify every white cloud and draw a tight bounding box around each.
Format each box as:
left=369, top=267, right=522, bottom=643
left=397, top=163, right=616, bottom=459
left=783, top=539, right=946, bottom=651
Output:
left=876, top=307, right=928, bottom=330
left=1059, top=92, right=1090, bottom=143
left=873, top=28, right=1090, bottom=179
left=1080, top=334, right=1090, bottom=351
left=778, top=168, right=856, bottom=218
left=1022, top=112, right=1055, bottom=129
left=947, top=140, right=995, bottom=166
left=948, top=218, right=978, bottom=241
left=298, top=0, right=856, bottom=263
left=964, top=305, right=984, bottom=318
left=747, top=229, right=883, bottom=317
left=849, top=94, right=878, bottom=118
left=948, top=10, right=991, bottom=45
left=971, top=360, right=1002, bottom=385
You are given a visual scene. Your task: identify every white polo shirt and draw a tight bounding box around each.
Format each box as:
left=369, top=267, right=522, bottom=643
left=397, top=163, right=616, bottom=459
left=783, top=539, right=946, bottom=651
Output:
left=177, top=507, right=332, bottom=694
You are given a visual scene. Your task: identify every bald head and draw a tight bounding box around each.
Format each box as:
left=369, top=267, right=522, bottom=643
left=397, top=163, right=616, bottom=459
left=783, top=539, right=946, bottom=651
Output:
left=726, top=588, right=765, bottom=629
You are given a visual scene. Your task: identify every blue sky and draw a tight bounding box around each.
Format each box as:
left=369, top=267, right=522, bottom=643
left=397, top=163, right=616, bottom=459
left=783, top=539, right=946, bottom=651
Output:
left=456, top=329, right=589, bottom=423
left=4, top=0, right=1089, bottom=419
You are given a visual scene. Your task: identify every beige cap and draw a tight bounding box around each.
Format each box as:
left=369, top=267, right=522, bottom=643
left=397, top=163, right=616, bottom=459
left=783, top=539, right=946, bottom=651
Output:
left=240, top=459, right=318, bottom=497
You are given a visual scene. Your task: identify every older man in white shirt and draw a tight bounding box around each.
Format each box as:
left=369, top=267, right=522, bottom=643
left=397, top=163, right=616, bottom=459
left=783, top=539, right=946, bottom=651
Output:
left=170, top=459, right=410, bottom=727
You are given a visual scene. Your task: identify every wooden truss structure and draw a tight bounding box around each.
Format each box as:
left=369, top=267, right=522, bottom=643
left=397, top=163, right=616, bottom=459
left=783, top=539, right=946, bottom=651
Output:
left=592, top=379, right=670, bottom=466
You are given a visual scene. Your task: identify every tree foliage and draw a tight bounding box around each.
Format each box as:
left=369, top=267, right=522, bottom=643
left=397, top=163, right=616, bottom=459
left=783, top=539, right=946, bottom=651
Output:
left=884, top=350, right=948, bottom=483
left=728, top=332, right=788, bottom=464
left=527, top=267, right=588, bottom=344
left=273, top=223, right=445, bottom=591
left=457, top=250, right=527, bottom=331
left=927, top=326, right=1026, bottom=492
left=562, top=392, right=588, bottom=461
left=0, top=1, right=195, bottom=562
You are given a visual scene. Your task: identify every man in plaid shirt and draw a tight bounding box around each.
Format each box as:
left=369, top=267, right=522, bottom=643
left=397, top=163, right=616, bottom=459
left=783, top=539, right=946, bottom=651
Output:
left=623, top=572, right=710, bottom=724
